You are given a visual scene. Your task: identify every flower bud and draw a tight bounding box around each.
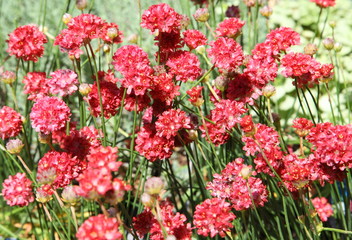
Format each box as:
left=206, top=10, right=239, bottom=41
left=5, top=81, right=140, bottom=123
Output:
left=187, top=130, right=198, bottom=141
left=180, top=15, right=191, bottom=29
left=35, top=186, right=53, bottom=203
left=1, top=71, right=16, bottom=84
left=79, top=83, right=92, bottom=96
left=141, top=193, right=155, bottom=208
left=38, top=132, right=52, bottom=144
left=226, top=5, right=240, bottom=18
left=144, top=177, right=165, bottom=196
left=240, top=165, right=253, bottom=180
left=103, top=44, right=110, bottom=53
left=262, top=84, right=276, bottom=98
left=215, top=75, right=229, bottom=92
left=193, top=8, right=209, bottom=22
left=260, top=6, right=273, bottom=18
left=329, top=21, right=336, bottom=29
left=334, top=42, right=342, bottom=52
left=6, top=139, right=24, bottom=155
left=322, top=38, right=334, bottom=51
left=36, top=168, right=56, bottom=185
left=62, top=13, right=72, bottom=25
left=243, top=0, right=256, bottom=7
left=195, top=45, right=206, bottom=55
left=127, top=34, right=138, bottom=44
left=76, top=0, right=87, bottom=10
left=107, top=27, right=118, bottom=40
left=304, top=43, right=318, bottom=56
left=62, top=185, right=80, bottom=206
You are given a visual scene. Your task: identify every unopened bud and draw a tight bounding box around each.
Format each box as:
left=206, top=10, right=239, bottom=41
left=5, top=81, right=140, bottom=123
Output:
left=144, top=177, right=165, bottom=196
left=260, top=6, right=273, bottom=18
left=103, top=44, right=110, bottom=53
left=193, top=8, right=209, bottom=22
left=127, top=34, right=138, bottom=44
left=195, top=45, right=206, bottom=55
left=107, top=27, right=118, bottom=40
left=215, top=75, right=229, bottom=92
left=1, top=71, right=16, bottom=84
left=262, top=84, right=276, bottom=98
left=334, top=42, right=342, bottom=52
left=322, top=38, right=334, bottom=51
left=6, top=139, right=24, bottom=154
left=141, top=193, right=155, bottom=208
left=187, top=130, right=198, bottom=141
left=62, top=185, right=80, bottom=206
left=180, top=15, right=191, bottom=29
left=62, top=13, right=72, bottom=25
left=36, top=168, right=56, bottom=185
left=35, top=186, right=53, bottom=203
left=240, top=166, right=253, bottom=179
left=304, top=43, right=318, bottom=56
left=243, top=0, right=256, bottom=7
left=79, top=83, right=92, bottom=96
left=76, top=0, right=87, bottom=10
left=38, top=132, right=52, bottom=144
left=329, top=21, right=336, bottom=29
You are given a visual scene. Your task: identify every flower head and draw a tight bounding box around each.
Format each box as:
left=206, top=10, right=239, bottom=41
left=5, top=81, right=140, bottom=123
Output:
left=48, top=69, right=78, bottom=97
left=2, top=173, right=34, bottom=207
left=193, top=198, right=235, bottom=237
left=215, top=18, right=245, bottom=38
left=0, top=106, right=23, bottom=140
left=22, top=72, right=49, bottom=101
left=76, top=214, right=123, bottom=240
left=312, top=197, right=333, bottom=221
left=30, top=96, right=71, bottom=134
left=7, top=25, right=47, bottom=62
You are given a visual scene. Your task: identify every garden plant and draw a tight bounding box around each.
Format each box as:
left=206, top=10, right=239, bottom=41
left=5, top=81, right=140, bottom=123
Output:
left=1, top=0, right=352, bottom=239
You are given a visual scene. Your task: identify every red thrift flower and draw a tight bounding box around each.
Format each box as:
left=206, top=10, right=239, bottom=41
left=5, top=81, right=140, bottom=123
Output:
left=30, top=96, right=71, bottom=134
left=0, top=106, right=23, bottom=140
left=183, top=29, right=207, bottom=50
left=2, top=173, right=34, bottom=207
left=193, top=198, right=235, bottom=237
left=76, top=214, right=123, bottom=240
left=310, top=0, right=336, bottom=8
left=7, top=25, right=47, bottom=62
left=166, top=51, right=202, bottom=82
left=215, top=17, right=245, bottom=38
left=22, top=72, right=50, bottom=101
left=312, top=197, right=333, bottom=221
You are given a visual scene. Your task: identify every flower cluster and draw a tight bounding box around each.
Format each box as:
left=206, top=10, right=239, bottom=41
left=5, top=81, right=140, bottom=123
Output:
left=215, top=17, right=245, bottom=38
left=7, top=25, right=47, bottom=62
left=133, top=200, right=192, bottom=239
left=166, top=51, right=201, bottom=82
left=36, top=151, right=83, bottom=189
left=22, top=72, right=49, bottom=101
left=310, top=0, right=336, bottom=8
left=30, top=96, right=71, bottom=134
left=200, top=99, right=247, bottom=146
left=193, top=198, right=235, bottom=237
left=48, top=69, right=78, bottom=97
left=55, top=14, right=122, bottom=58
left=207, top=158, right=268, bottom=211
left=311, top=197, right=333, bottom=222
left=0, top=106, right=23, bottom=140
left=74, top=146, right=130, bottom=203
left=242, top=122, right=283, bottom=175
left=2, top=173, right=34, bottom=207
left=76, top=214, right=123, bottom=240
left=208, top=37, right=244, bottom=73
left=183, top=29, right=207, bottom=50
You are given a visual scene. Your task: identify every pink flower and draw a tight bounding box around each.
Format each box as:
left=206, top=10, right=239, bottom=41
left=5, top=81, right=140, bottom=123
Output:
left=0, top=106, right=23, bottom=140
left=76, top=214, right=123, bottom=240
left=292, top=118, right=314, bottom=137
left=2, top=173, right=34, bottom=207
left=265, top=27, right=300, bottom=56
left=193, top=198, right=235, bottom=237
left=200, top=99, right=247, bottom=146
left=242, top=123, right=283, bottom=175
left=155, top=109, right=191, bottom=139
left=30, top=96, right=71, bottom=134
left=215, top=17, right=245, bottom=38
left=311, top=197, right=333, bottom=221
left=112, top=45, right=153, bottom=95
left=281, top=52, right=322, bottom=88
left=150, top=73, right=180, bottom=106
left=37, top=151, right=83, bottom=189
left=22, top=72, right=50, bottom=101
left=7, top=25, right=47, bottom=62
left=207, top=158, right=268, bottom=210
left=84, top=80, right=122, bottom=119
left=310, top=0, right=336, bottom=8
left=48, top=69, right=78, bottom=97
left=208, top=37, right=244, bottom=73
left=183, top=29, right=207, bottom=50
left=166, top=51, right=202, bottom=82
left=141, top=3, right=183, bottom=33
left=135, top=123, right=175, bottom=162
